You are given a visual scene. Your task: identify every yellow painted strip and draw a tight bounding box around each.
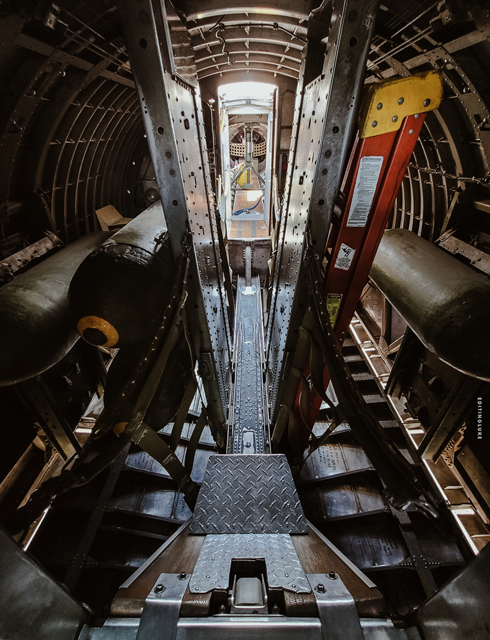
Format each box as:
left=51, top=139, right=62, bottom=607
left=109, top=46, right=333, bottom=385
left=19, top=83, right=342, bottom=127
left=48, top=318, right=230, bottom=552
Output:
left=358, top=71, right=443, bottom=139
left=77, top=315, right=119, bottom=347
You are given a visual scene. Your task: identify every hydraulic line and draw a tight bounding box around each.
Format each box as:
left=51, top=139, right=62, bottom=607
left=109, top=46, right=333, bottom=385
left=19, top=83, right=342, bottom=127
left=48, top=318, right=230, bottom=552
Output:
left=233, top=195, right=263, bottom=216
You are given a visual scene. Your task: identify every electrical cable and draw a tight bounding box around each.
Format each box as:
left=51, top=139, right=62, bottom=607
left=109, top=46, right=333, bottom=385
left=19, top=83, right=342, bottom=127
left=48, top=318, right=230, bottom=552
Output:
left=233, top=195, right=263, bottom=216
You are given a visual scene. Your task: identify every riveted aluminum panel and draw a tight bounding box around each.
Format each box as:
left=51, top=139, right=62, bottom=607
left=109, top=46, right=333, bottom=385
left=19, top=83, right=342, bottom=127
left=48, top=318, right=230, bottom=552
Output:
left=118, top=0, right=231, bottom=442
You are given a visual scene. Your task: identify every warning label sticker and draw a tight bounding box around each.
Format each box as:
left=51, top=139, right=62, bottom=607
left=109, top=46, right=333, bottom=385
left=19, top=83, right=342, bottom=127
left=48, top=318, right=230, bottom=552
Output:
left=326, top=293, right=342, bottom=327
left=346, top=155, right=384, bottom=228
left=334, top=243, right=356, bottom=271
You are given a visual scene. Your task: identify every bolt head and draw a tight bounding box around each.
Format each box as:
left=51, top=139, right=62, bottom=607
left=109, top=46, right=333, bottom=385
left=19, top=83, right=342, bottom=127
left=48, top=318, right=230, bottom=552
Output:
left=179, top=572, right=187, bottom=580
left=328, top=571, right=338, bottom=580
left=398, top=97, right=404, bottom=105
left=372, top=120, right=378, bottom=127
left=316, top=583, right=326, bottom=593
left=377, top=102, right=383, bottom=110
left=392, top=115, right=398, bottom=122
left=154, top=584, right=165, bottom=593
left=424, top=98, right=431, bottom=107
left=409, top=128, right=415, bottom=135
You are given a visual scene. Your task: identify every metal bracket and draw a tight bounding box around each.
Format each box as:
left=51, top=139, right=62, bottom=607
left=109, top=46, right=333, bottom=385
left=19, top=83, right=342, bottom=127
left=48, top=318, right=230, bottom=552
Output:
left=307, top=573, right=364, bottom=640
left=136, top=573, right=190, bottom=640
left=189, top=534, right=311, bottom=594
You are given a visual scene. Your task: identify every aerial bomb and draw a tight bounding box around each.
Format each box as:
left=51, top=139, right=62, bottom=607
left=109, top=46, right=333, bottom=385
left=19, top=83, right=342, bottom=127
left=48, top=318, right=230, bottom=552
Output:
left=370, top=228, right=490, bottom=381
left=103, top=331, right=193, bottom=434
left=69, top=202, right=174, bottom=348
left=0, top=232, right=109, bottom=386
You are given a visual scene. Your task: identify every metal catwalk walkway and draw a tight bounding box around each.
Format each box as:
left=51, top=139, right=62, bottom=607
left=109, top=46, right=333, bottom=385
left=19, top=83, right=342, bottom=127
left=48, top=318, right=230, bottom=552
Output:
left=228, top=275, right=269, bottom=454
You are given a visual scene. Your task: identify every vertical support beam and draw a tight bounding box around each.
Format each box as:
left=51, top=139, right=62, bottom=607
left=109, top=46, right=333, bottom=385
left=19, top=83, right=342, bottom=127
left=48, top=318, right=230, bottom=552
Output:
left=117, top=0, right=231, bottom=444
left=266, top=0, right=379, bottom=421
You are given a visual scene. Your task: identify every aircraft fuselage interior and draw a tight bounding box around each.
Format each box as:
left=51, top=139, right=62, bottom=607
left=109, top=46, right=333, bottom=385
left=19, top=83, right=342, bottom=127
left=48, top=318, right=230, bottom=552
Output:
left=0, top=1, right=489, bottom=639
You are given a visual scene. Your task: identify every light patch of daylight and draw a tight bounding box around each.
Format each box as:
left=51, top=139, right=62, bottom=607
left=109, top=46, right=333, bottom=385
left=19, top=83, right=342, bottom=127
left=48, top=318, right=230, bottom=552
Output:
left=219, top=82, right=276, bottom=101
left=246, top=190, right=263, bottom=201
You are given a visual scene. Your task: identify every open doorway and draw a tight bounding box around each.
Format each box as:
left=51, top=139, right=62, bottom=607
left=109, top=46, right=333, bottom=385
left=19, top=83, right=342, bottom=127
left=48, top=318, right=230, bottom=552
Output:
left=217, top=82, right=277, bottom=242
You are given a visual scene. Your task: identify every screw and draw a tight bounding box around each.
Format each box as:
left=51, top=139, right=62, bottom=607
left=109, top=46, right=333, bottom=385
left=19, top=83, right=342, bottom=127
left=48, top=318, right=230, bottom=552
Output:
left=154, top=584, right=165, bottom=593
left=414, top=113, right=420, bottom=119
left=424, top=98, right=431, bottom=107
left=377, top=102, right=383, bottom=110
left=392, top=115, right=398, bottom=122
left=316, top=584, right=326, bottom=593
left=328, top=571, right=338, bottom=580
left=372, top=120, right=378, bottom=127
left=409, top=129, right=415, bottom=134
left=179, top=573, right=187, bottom=580
left=398, top=97, right=404, bottom=105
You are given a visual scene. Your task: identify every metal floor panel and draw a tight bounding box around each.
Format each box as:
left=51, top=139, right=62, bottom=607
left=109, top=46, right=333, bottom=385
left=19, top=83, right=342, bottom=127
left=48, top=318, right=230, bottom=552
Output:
left=229, top=276, right=269, bottom=454
left=190, top=454, right=308, bottom=534
left=189, top=534, right=311, bottom=594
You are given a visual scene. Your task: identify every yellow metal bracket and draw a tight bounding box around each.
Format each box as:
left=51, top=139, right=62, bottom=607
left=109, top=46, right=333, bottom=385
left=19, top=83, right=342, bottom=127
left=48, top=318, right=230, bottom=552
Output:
left=357, top=71, right=443, bottom=139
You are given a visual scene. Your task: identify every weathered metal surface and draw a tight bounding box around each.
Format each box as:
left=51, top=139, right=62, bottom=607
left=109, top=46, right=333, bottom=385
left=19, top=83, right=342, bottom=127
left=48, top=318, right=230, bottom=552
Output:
left=266, top=0, right=380, bottom=419
left=307, top=573, right=364, bottom=640
left=103, top=331, right=192, bottom=435
left=124, top=446, right=213, bottom=485
left=228, top=276, right=269, bottom=454
left=0, top=232, right=108, bottom=386
left=136, top=573, right=190, bottom=640
left=109, top=478, right=192, bottom=524
left=438, top=233, right=490, bottom=277
left=301, top=478, right=387, bottom=522
left=371, top=228, right=490, bottom=381
left=177, top=618, right=323, bottom=640
left=326, top=517, right=409, bottom=570
left=118, top=0, right=231, bottom=440
left=189, top=534, right=311, bottom=594
left=0, top=233, right=63, bottom=284
left=82, top=617, right=421, bottom=640
left=415, top=543, right=490, bottom=640
left=69, top=203, right=174, bottom=348
left=18, top=377, right=80, bottom=460
left=299, top=443, right=373, bottom=484
left=190, top=455, right=308, bottom=534
left=357, top=71, right=443, bottom=139
left=0, top=526, right=87, bottom=640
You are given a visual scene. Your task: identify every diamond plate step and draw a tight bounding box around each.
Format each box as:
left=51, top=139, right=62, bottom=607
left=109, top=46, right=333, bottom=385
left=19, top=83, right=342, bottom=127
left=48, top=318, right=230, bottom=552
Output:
left=190, top=454, right=308, bottom=534
left=190, top=534, right=311, bottom=594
